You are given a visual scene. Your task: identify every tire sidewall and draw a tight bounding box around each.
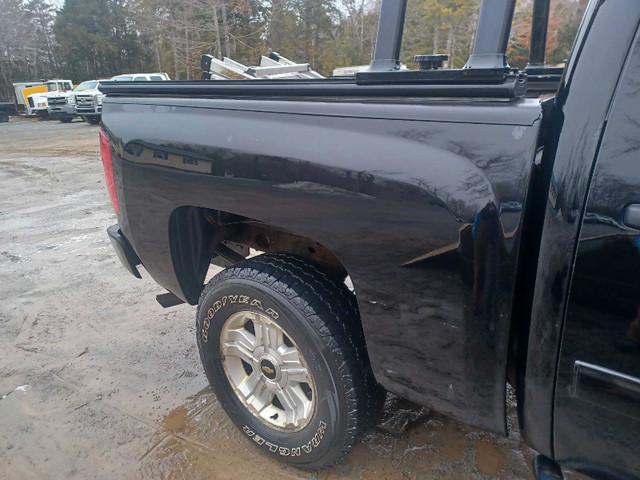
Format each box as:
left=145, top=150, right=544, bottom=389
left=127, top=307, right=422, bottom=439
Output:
left=196, top=278, right=349, bottom=467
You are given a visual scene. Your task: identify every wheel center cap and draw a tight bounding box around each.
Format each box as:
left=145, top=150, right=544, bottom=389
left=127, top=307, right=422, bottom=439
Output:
left=260, top=359, right=278, bottom=380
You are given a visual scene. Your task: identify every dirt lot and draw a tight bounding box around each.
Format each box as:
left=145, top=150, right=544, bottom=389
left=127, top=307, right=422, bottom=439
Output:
left=0, top=117, right=572, bottom=479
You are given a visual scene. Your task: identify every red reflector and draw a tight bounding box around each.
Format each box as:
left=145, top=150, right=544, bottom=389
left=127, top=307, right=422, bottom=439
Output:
left=99, top=129, right=120, bottom=212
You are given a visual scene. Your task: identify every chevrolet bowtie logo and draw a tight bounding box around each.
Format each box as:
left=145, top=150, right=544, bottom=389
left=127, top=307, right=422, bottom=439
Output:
left=261, top=365, right=275, bottom=375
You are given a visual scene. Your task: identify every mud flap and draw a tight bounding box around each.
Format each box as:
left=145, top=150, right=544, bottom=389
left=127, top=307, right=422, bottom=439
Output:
left=533, top=455, right=565, bottom=480
left=107, top=224, right=142, bottom=278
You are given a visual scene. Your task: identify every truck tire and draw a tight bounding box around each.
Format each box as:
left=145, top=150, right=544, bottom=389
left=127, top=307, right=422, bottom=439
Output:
left=265, top=253, right=386, bottom=427
left=0, top=111, right=8, bottom=123
left=196, top=254, right=381, bottom=469
left=82, top=115, right=100, bottom=125
left=59, top=116, right=73, bottom=123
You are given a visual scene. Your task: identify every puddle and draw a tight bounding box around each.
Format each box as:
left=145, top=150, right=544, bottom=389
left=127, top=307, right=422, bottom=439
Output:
left=1, top=384, right=29, bottom=400
left=163, top=406, right=188, bottom=431
left=139, top=389, right=536, bottom=479
left=475, top=439, right=506, bottom=476
left=139, top=388, right=304, bottom=480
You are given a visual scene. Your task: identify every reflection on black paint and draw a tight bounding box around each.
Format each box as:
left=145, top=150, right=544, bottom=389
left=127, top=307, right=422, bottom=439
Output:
left=553, top=26, right=640, bottom=478
left=472, top=202, right=500, bottom=324
left=105, top=97, right=542, bottom=435
left=617, top=306, right=640, bottom=353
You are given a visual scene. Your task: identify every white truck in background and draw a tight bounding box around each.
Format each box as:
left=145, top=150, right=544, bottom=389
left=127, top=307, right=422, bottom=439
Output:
left=110, top=72, right=170, bottom=82
left=75, top=73, right=170, bottom=124
left=25, top=80, right=74, bottom=116
left=47, top=80, right=106, bottom=123
left=71, top=80, right=109, bottom=124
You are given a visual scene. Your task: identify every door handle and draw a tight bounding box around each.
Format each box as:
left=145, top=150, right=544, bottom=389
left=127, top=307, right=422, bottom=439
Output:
left=623, top=204, right=640, bottom=229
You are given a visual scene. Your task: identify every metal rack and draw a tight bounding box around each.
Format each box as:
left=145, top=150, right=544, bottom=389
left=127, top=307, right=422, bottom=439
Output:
left=196, top=0, right=558, bottom=97
left=201, top=52, right=323, bottom=80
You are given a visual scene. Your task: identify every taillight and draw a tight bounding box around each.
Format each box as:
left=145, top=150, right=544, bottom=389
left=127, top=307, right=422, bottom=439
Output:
left=99, top=129, right=120, bottom=212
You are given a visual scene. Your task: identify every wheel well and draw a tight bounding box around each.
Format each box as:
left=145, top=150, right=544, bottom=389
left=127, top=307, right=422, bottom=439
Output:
left=169, top=206, right=349, bottom=304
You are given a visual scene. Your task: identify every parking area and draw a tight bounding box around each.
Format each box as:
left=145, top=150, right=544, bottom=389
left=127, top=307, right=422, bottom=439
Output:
left=1, top=117, right=552, bottom=479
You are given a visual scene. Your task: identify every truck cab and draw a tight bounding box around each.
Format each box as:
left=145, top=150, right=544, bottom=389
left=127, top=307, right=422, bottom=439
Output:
left=71, top=79, right=109, bottom=124
left=46, top=80, right=106, bottom=123
left=26, top=80, right=73, bottom=116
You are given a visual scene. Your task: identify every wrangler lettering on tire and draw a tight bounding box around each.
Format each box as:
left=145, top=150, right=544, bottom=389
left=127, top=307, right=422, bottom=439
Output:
left=242, top=421, right=327, bottom=456
left=196, top=254, right=383, bottom=469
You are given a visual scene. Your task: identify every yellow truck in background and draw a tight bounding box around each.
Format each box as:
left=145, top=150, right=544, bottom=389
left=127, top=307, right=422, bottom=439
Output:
left=13, top=80, right=74, bottom=116
left=12, top=81, right=44, bottom=112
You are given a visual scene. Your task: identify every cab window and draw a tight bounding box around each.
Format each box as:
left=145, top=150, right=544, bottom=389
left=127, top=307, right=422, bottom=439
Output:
left=149, top=75, right=164, bottom=81
left=75, top=81, right=98, bottom=91
left=132, top=77, right=148, bottom=82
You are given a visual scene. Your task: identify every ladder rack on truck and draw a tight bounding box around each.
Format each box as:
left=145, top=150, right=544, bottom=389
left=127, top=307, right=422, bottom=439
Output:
left=200, top=52, right=324, bottom=80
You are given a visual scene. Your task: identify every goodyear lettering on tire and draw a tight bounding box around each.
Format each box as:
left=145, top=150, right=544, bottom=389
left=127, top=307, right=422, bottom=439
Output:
left=201, top=294, right=279, bottom=342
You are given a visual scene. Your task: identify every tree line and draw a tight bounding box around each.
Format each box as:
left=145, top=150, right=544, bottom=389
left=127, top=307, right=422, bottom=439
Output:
left=0, top=0, right=587, bottom=102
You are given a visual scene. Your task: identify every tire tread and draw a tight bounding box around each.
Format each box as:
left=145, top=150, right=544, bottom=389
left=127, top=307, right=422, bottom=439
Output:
left=196, top=254, right=378, bottom=468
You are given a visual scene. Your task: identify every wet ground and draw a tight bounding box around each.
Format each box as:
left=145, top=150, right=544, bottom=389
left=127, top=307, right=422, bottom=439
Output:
left=0, top=117, right=585, bottom=479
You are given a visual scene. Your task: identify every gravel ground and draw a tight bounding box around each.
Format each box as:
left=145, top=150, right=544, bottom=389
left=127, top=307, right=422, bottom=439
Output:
left=0, top=117, right=583, bottom=479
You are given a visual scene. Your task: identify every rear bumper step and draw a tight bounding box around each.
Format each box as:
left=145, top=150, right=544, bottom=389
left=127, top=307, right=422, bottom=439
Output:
left=107, top=225, right=142, bottom=278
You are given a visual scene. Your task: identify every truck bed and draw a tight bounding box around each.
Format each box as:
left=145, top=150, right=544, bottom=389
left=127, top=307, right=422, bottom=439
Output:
left=100, top=83, right=542, bottom=434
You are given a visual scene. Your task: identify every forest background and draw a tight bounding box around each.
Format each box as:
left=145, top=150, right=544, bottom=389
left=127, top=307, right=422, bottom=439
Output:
left=0, top=0, right=588, bottom=100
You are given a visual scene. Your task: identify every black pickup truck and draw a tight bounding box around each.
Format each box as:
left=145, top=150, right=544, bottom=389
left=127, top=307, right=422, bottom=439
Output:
left=0, top=102, right=18, bottom=122
left=98, top=0, right=640, bottom=477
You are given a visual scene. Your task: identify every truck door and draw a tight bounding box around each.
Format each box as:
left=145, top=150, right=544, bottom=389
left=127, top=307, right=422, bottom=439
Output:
left=554, top=30, right=640, bottom=478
